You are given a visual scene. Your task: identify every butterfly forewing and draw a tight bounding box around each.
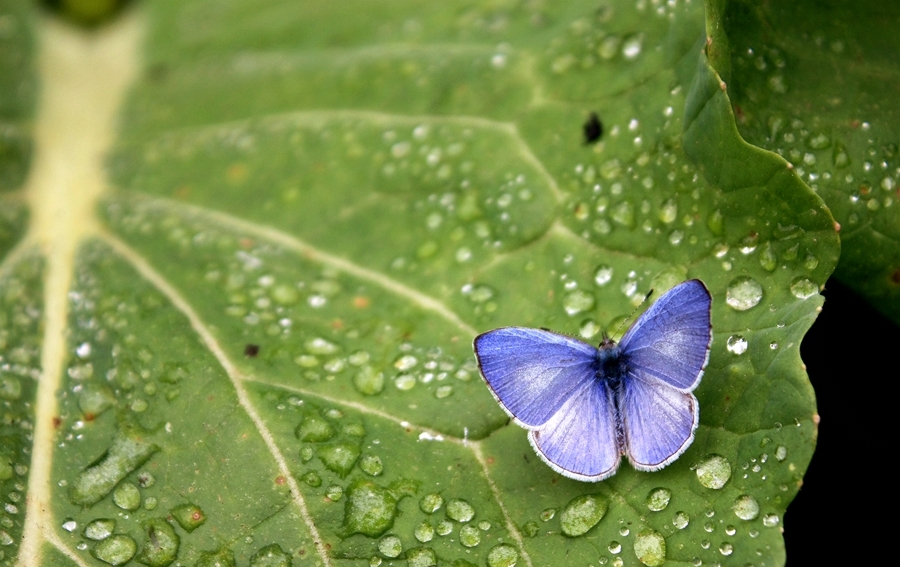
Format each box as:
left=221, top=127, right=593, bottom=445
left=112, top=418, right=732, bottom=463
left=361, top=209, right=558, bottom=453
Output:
left=473, top=327, right=599, bottom=427
left=620, top=372, right=699, bottom=470
left=529, top=380, right=621, bottom=480
left=619, top=279, right=712, bottom=391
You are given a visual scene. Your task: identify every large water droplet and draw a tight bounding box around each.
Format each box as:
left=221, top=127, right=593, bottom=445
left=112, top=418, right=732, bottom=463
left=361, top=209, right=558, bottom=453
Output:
left=407, top=547, right=437, bottom=567
left=633, top=530, right=666, bottom=567
left=732, top=495, right=760, bottom=520
left=487, top=544, right=518, bottom=567
left=446, top=499, right=475, bottom=522
left=138, top=518, right=180, bottom=567
left=718, top=542, right=734, bottom=556
left=84, top=519, right=115, bottom=541
left=563, top=290, right=595, bottom=316
left=69, top=434, right=159, bottom=506
left=726, top=335, right=748, bottom=355
left=377, top=535, right=402, bottom=558
left=726, top=277, right=763, bottom=311
left=91, top=534, right=137, bottom=565
left=415, top=521, right=434, bottom=543
left=171, top=503, right=206, bottom=532
left=419, top=493, right=443, bottom=514
left=646, top=488, right=671, bottom=512
left=560, top=494, right=608, bottom=537
left=790, top=277, right=818, bottom=299
left=295, top=413, right=335, bottom=442
left=112, top=483, right=141, bottom=511
left=344, top=480, right=398, bottom=537
left=696, top=454, right=732, bottom=489
left=318, top=441, right=361, bottom=477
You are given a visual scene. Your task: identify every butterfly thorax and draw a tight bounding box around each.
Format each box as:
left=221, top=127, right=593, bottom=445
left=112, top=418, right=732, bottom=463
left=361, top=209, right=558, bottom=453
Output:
left=595, top=340, right=627, bottom=389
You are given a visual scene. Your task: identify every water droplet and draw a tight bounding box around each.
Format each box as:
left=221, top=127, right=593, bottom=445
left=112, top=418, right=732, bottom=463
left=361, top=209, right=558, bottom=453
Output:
left=305, top=337, right=339, bottom=355
left=61, top=519, right=77, bottom=532
left=579, top=319, right=601, bottom=339
left=646, top=488, right=671, bottom=512
left=763, top=514, right=780, bottom=527
left=319, top=441, right=361, bottom=477
left=407, top=547, right=437, bottom=567
left=522, top=521, right=539, bottom=537
left=707, top=210, right=724, bottom=235
left=540, top=508, right=555, bottom=521
left=804, top=254, right=819, bottom=270
left=460, top=524, right=481, bottom=547
left=775, top=445, right=787, bottom=461
left=719, top=542, right=734, bottom=556
left=487, top=544, right=518, bottom=567
left=726, top=335, right=748, bottom=355
left=69, top=434, right=159, bottom=506
left=563, top=290, right=595, bottom=316
left=419, top=493, right=443, bottom=514
left=673, top=511, right=690, bottom=530
left=394, top=355, right=418, bottom=371
left=462, top=284, right=495, bottom=303
left=369, top=556, right=382, bottom=567
left=611, top=201, right=635, bottom=228
left=171, top=503, right=206, bottom=532
left=560, top=494, right=608, bottom=537
left=359, top=455, right=384, bottom=476
left=0, top=377, right=21, bottom=401
left=139, top=518, right=180, bottom=567
left=658, top=199, right=677, bottom=223
left=112, top=483, right=141, bottom=510
left=759, top=242, right=777, bottom=271
left=415, top=521, right=434, bottom=543
left=618, top=526, right=630, bottom=536
left=354, top=366, right=385, bottom=395
left=436, top=520, right=453, bottom=536
left=344, top=480, right=398, bottom=537
left=608, top=541, right=622, bottom=554
left=594, top=265, right=614, bottom=286
left=633, top=530, right=666, bottom=567
left=303, top=471, right=322, bottom=487
left=621, top=34, right=644, bottom=59
left=732, top=495, right=760, bottom=520
left=91, top=534, right=137, bottom=565
left=326, top=485, right=344, bottom=501
left=250, top=544, right=291, bottom=567
left=378, top=535, right=402, bottom=558
left=296, top=413, right=335, bottom=442
left=790, top=277, right=818, bottom=299
left=84, top=518, right=115, bottom=541
left=446, top=499, right=475, bottom=522
left=696, top=454, right=732, bottom=489
left=726, top=277, right=763, bottom=311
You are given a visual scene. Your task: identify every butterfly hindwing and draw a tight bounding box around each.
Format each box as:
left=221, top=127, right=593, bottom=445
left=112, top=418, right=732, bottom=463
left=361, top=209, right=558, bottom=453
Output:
left=529, top=380, right=621, bottom=481
left=619, top=279, right=712, bottom=391
left=473, top=327, right=599, bottom=427
left=620, top=372, right=699, bottom=470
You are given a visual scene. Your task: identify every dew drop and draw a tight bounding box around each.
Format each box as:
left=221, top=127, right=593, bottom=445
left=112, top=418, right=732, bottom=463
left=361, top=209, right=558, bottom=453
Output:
left=436, top=520, right=453, bottom=536
left=560, top=494, right=608, bottom=537
left=696, top=454, right=732, bottom=489
left=673, top=511, right=690, bottom=530
left=378, top=535, right=402, bottom=558
left=579, top=319, right=601, bottom=339
left=633, top=530, right=666, bottom=567
left=460, top=524, right=481, bottom=547
left=790, top=277, right=818, bottom=299
left=726, top=277, right=763, bottom=311
left=326, top=485, right=344, bottom=502
left=608, top=541, right=622, bottom=554
left=353, top=366, right=385, bottom=396
left=138, top=518, right=180, bottom=567
left=540, top=508, right=555, bottom=521
left=726, top=335, right=748, bottom=355
left=462, top=284, right=495, bottom=303
left=611, top=202, right=635, bottom=228
left=250, top=544, right=291, bottom=567
left=303, top=471, right=322, bottom=487
left=759, top=242, right=777, bottom=271
left=446, top=499, right=475, bottom=522
left=112, top=483, right=141, bottom=511
left=344, top=480, right=398, bottom=537
left=763, top=514, right=780, bottom=527
left=419, top=493, right=443, bottom=514
left=91, top=534, right=137, bottom=565
left=318, top=442, right=361, bottom=477
left=305, top=337, right=339, bottom=355
left=646, top=488, right=671, bottom=512
left=719, top=542, right=734, bottom=556
left=563, top=290, right=595, bottom=316
left=359, top=455, right=384, bottom=476
left=171, top=503, right=206, bottom=532
left=775, top=446, right=788, bottom=461
left=394, top=355, right=418, bottom=371
left=415, top=521, right=434, bottom=543
left=621, top=34, right=644, bottom=59
left=406, top=547, right=437, bottom=567
left=732, top=495, right=760, bottom=521
left=485, top=544, right=518, bottom=567
left=594, top=265, right=614, bottom=286
left=394, top=375, right=416, bottom=390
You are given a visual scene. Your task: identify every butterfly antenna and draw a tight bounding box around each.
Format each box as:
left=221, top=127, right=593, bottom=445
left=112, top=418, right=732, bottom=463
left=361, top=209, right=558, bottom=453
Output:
left=610, top=288, right=655, bottom=341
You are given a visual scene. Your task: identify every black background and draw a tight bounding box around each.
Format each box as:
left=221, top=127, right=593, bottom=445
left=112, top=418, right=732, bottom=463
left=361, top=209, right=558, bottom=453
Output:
left=785, top=278, right=892, bottom=564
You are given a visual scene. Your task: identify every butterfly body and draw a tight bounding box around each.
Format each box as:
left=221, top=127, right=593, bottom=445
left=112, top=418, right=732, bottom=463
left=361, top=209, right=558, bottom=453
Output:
left=473, top=279, right=712, bottom=482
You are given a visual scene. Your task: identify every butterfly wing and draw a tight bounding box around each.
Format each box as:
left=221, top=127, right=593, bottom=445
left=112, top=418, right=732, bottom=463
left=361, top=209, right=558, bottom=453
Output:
left=620, top=373, right=699, bottom=470
left=529, top=380, right=621, bottom=481
left=619, top=279, right=712, bottom=391
left=473, top=327, right=598, bottom=427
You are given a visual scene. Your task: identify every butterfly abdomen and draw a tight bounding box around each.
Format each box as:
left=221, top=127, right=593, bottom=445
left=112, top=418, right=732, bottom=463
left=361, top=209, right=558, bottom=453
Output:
left=595, top=342, right=627, bottom=388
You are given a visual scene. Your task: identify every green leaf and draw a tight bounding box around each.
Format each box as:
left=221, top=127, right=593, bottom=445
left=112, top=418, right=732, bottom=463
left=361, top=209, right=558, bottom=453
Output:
left=715, top=0, right=900, bottom=322
left=5, top=2, right=840, bottom=567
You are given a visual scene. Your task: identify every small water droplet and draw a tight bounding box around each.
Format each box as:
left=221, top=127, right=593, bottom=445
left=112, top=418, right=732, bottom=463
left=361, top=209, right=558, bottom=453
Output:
left=696, top=454, right=732, bottom=489
left=462, top=284, right=495, bottom=303
left=608, top=541, right=622, bottom=554
left=446, top=499, right=475, bottom=522
left=673, top=511, right=690, bottom=530
left=763, top=513, right=780, bottom=527
left=732, top=495, right=760, bottom=520
left=646, top=488, right=671, bottom=512
left=112, top=483, right=141, bottom=511
left=563, top=290, right=595, bottom=316
left=344, top=479, right=398, bottom=537
left=594, top=265, right=614, bottom=286
left=719, top=542, right=734, bottom=556
left=726, top=277, right=763, bottom=311
left=305, top=337, right=339, bottom=355
left=611, top=201, right=635, bottom=228
left=726, top=335, right=748, bottom=355
left=759, top=241, right=777, bottom=271
left=353, top=366, right=385, bottom=395
left=579, top=319, right=601, bottom=339
left=658, top=199, right=677, bottom=223
left=326, top=485, right=344, bottom=501
left=540, top=508, right=556, bottom=521
left=560, top=494, right=608, bottom=537
left=415, top=521, right=434, bottom=543
left=775, top=446, right=788, bottom=461
left=419, top=493, right=443, bottom=514
left=460, top=524, right=481, bottom=547
left=171, top=503, right=206, bottom=532
left=622, top=34, right=644, bottom=59
left=436, top=520, right=453, bottom=536
left=91, top=534, right=137, bottom=565
left=138, top=518, right=180, bottom=567
left=359, top=454, right=384, bottom=476
left=790, top=277, right=818, bottom=299
left=633, top=530, right=666, bottom=567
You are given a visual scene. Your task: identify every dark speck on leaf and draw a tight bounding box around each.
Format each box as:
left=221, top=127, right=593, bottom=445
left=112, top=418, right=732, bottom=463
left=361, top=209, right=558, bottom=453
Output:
left=244, top=344, right=260, bottom=357
left=583, top=112, right=603, bottom=144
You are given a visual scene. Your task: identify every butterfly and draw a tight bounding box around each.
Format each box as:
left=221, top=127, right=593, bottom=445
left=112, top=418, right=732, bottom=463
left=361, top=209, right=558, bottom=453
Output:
left=473, top=279, right=712, bottom=482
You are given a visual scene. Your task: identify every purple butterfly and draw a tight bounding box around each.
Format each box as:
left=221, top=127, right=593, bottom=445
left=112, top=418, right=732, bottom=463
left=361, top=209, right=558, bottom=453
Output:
left=473, top=279, right=712, bottom=481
